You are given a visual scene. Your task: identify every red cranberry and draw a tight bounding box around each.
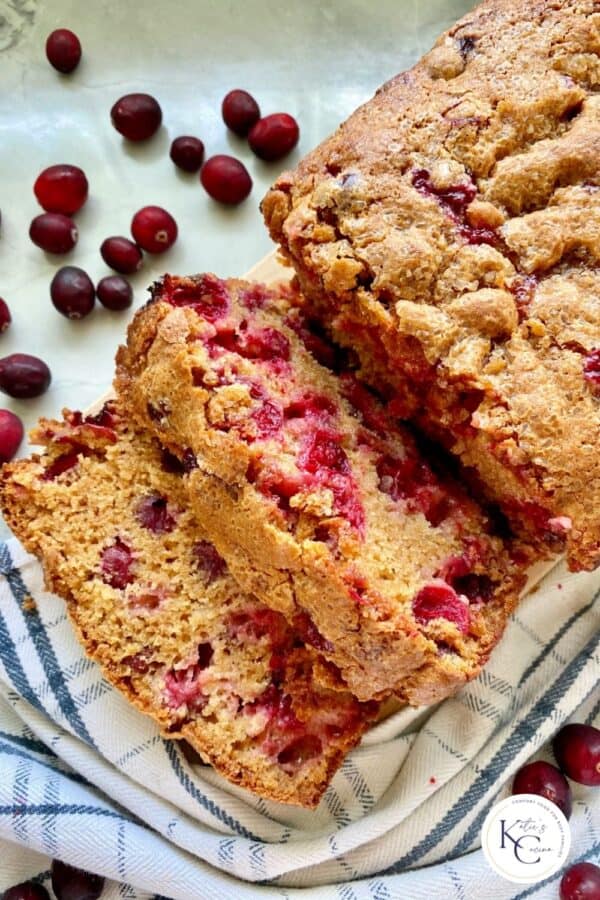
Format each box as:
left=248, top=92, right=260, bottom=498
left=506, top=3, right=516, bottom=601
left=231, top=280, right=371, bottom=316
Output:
left=29, top=213, right=77, bottom=254
left=97, top=275, right=132, bottom=311
left=0, top=354, right=51, bottom=398
left=50, top=266, right=95, bottom=319
left=584, top=349, right=600, bottom=390
left=0, top=298, right=11, bottom=332
left=100, top=538, right=135, bottom=589
left=200, top=155, right=252, bottom=205
left=51, top=860, right=104, bottom=900
left=170, top=135, right=205, bottom=172
left=560, top=862, right=600, bottom=900
left=136, top=493, right=176, bottom=533
left=193, top=540, right=227, bottom=584
left=45, top=29, right=81, bottom=74
left=110, top=93, right=162, bottom=141
left=34, top=164, right=88, bottom=215
left=100, top=236, right=143, bottom=274
left=412, top=581, right=470, bottom=633
left=222, top=89, right=260, bottom=136
left=131, top=206, right=177, bottom=253
left=512, top=760, right=572, bottom=819
left=0, top=409, right=23, bottom=462
left=553, top=723, right=600, bottom=786
left=3, top=882, right=51, bottom=900
left=248, top=113, right=299, bottom=161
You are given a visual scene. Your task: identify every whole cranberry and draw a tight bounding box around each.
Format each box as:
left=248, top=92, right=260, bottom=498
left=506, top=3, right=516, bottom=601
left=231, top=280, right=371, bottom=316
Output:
left=29, top=213, right=78, bottom=254
left=50, top=266, right=95, bottom=319
left=51, top=860, right=104, bottom=900
left=222, top=89, right=260, bottom=136
left=0, top=298, right=11, bottom=332
left=553, top=723, right=600, bottom=786
left=100, top=236, right=143, bottom=274
left=110, top=93, right=162, bottom=141
left=170, top=136, right=205, bottom=172
left=0, top=354, right=51, bottom=399
left=200, top=155, right=252, bottom=205
left=248, top=113, right=299, bottom=161
left=45, top=29, right=81, bottom=74
left=0, top=409, right=24, bottom=463
left=34, top=164, right=88, bottom=215
left=131, top=206, right=177, bottom=253
left=97, top=275, right=133, bottom=311
left=3, top=883, right=51, bottom=900
left=512, top=760, right=572, bottom=819
left=560, top=862, right=600, bottom=900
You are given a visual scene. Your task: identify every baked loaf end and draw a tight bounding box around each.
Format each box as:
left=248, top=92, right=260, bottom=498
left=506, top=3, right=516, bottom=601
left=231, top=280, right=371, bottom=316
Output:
left=262, top=0, right=600, bottom=571
left=116, top=273, right=528, bottom=703
left=0, top=402, right=378, bottom=807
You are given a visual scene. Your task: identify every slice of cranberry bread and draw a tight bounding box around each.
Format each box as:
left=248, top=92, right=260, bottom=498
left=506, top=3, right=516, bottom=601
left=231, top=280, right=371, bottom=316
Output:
left=262, top=0, right=600, bottom=571
left=0, top=401, right=378, bottom=807
left=115, top=273, right=529, bottom=703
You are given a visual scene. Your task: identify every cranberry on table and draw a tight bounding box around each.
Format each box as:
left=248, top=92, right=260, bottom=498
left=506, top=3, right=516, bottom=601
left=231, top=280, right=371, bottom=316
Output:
left=51, top=860, right=105, bottom=900
left=45, top=28, right=81, bottom=74
left=130, top=205, right=177, bottom=253
left=170, top=135, right=205, bottom=173
left=34, top=164, right=88, bottom=216
left=553, top=723, right=600, bottom=786
left=100, top=236, right=143, bottom=274
left=248, top=112, right=299, bottom=161
left=200, top=155, right=252, bottom=205
left=97, top=275, right=133, bottom=311
left=110, top=93, right=162, bottom=141
left=0, top=354, right=51, bottom=399
left=512, top=760, right=572, bottom=819
left=50, top=266, right=95, bottom=319
left=560, top=862, right=600, bottom=900
left=222, top=89, right=260, bottom=136
left=0, top=298, right=11, bottom=332
left=29, top=213, right=77, bottom=254
left=2, top=882, right=50, bottom=900
left=0, top=409, right=24, bottom=463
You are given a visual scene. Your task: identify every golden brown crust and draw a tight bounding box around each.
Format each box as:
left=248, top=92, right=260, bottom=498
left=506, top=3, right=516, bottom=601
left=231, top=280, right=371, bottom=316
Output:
left=116, top=274, right=527, bottom=703
left=1, top=403, right=377, bottom=807
left=262, top=0, right=600, bottom=571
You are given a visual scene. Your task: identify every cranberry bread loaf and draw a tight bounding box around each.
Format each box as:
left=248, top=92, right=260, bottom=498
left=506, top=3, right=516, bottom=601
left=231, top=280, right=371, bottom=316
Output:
left=116, top=274, right=529, bottom=703
left=262, top=0, right=600, bottom=571
left=0, top=401, right=378, bottom=807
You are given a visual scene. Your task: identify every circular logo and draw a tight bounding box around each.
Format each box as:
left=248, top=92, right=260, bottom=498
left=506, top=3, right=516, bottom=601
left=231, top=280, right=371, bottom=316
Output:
left=481, top=794, right=571, bottom=884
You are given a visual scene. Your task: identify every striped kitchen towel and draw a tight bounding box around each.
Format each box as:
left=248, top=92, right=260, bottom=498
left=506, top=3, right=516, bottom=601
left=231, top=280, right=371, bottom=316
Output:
left=0, top=536, right=598, bottom=899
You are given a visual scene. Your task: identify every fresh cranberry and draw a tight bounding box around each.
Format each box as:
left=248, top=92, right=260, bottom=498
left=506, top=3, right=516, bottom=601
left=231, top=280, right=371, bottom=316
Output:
left=412, top=581, right=470, bottom=633
left=0, top=298, right=11, bottom=332
left=100, top=538, right=135, bottom=589
left=193, top=540, right=227, bottom=583
left=553, top=723, right=600, bottom=786
left=136, top=493, right=176, bottom=533
left=29, top=213, right=77, bottom=254
left=110, top=93, right=162, bottom=141
left=50, top=266, right=95, bottom=319
left=34, top=164, right=88, bottom=215
left=50, top=860, right=104, bottom=900
left=97, top=275, right=132, bottom=311
left=169, top=135, right=205, bottom=172
left=3, top=882, right=50, bottom=900
left=222, top=89, right=261, bottom=136
left=584, top=349, right=600, bottom=391
left=131, top=206, right=177, bottom=253
left=45, top=29, right=81, bottom=73
left=0, top=409, right=23, bottom=462
left=100, top=236, right=143, bottom=274
left=167, top=274, right=230, bottom=321
left=560, top=862, right=600, bottom=900
left=512, top=760, right=572, bottom=819
left=0, top=354, right=51, bottom=398
left=248, top=113, right=299, bottom=161
left=200, top=155, right=252, bottom=204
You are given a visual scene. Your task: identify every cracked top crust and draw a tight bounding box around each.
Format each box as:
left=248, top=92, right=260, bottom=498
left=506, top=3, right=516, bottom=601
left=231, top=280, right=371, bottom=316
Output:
left=263, top=0, right=600, bottom=570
